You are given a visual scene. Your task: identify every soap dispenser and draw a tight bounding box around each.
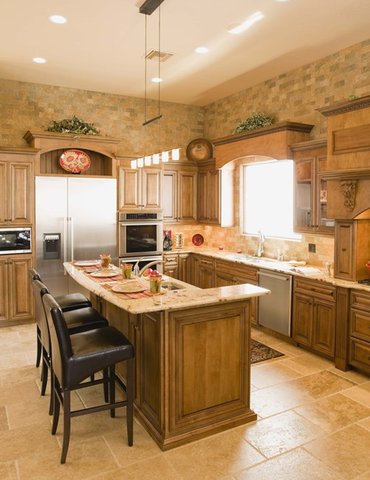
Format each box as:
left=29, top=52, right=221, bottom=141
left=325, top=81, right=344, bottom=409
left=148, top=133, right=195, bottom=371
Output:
left=163, top=230, right=173, bottom=251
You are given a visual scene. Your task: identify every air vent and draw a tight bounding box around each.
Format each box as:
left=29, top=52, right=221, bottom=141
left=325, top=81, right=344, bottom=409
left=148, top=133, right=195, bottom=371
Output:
left=145, top=49, right=173, bottom=62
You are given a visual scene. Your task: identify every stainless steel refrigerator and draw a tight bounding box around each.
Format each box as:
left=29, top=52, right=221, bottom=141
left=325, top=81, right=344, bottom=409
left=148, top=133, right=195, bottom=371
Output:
left=35, top=176, right=117, bottom=296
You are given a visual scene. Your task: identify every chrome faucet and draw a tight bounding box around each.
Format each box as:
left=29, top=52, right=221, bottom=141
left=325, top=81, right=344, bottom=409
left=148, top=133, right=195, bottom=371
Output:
left=138, top=260, right=164, bottom=277
left=256, top=230, right=265, bottom=257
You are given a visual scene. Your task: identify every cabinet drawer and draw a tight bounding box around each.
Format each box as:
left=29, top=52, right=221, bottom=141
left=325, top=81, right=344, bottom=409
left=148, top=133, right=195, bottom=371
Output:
left=164, top=254, right=178, bottom=266
left=350, top=310, right=370, bottom=342
left=294, top=277, right=336, bottom=302
left=351, top=290, right=370, bottom=313
left=349, top=338, right=370, bottom=373
left=215, top=260, right=258, bottom=282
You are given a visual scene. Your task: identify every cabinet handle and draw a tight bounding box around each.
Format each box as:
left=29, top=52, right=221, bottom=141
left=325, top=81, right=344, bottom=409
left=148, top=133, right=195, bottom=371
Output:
left=341, top=248, right=347, bottom=252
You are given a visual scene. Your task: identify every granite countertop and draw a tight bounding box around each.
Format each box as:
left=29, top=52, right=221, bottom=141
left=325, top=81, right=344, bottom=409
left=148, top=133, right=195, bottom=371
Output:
left=164, top=248, right=370, bottom=293
left=64, top=263, right=269, bottom=315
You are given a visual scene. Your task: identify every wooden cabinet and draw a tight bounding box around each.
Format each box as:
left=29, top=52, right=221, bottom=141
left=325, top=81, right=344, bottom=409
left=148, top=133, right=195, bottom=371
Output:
left=178, top=253, right=190, bottom=283
left=0, top=255, right=33, bottom=325
left=291, top=140, right=334, bottom=235
left=163, top=253, right=179, bottom=279
left=292, top=277, right=336, bottom=357
left=0, top=160, right=33, bottom=225
left=119, top=167, right=162, bottom=211
left=197, top=256, right=215, bottom=288
left=215, top=260, right=259, bottom=326
left=334, top=220, right=370, bottom=281
left=163, top=166, right=197, bottom=223
left=197, top=160, right=220, bottom=224
left=349, top=290, right=370, bottom=374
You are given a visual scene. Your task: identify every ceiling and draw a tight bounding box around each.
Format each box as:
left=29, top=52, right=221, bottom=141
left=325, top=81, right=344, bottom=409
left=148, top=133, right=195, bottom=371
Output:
left=0, top=0, right=369, bottom=106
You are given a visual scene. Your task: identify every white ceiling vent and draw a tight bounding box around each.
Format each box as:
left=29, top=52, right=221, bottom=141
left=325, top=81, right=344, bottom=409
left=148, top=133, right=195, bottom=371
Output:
left=145, top=49, right=173, bottom=62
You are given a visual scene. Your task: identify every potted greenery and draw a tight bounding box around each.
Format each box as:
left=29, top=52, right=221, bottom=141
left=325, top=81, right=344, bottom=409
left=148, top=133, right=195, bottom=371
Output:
left=47, top=115, right=100, bottom=136
left=234, top=113, right=274, bottom=134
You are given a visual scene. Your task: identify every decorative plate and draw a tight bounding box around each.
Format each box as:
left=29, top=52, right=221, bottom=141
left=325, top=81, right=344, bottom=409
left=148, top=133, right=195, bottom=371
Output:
left=90, top=269, right=119, bottom=278
left=112, top=282, right=146, bottom=293
left=59, top=149, right=91, bottom=173
left=192, top=234, right=204, bottom=246
left=186, top=138, right=213, bottom=161
left=74, top=260, right=100, bottom=267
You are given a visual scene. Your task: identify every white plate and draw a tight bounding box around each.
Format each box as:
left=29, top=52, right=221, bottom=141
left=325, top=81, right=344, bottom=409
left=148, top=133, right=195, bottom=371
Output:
left=74, top=260, right=101, bottom=267
left=112, top=282, right=146, bottom=293
left=90, top=270, right=119, bottom=278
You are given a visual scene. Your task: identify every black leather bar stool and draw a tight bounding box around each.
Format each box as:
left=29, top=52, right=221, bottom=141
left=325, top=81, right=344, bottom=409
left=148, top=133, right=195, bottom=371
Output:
left=42, top=293, right=134, bottom=464
left=29, top=268, right=92, bottom=368
left=31, top=279, right=109, bottom=412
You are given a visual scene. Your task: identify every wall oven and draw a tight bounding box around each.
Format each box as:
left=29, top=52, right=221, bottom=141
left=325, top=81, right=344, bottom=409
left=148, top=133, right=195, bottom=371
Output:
left=0, top=227, right=32, bottom=255
left=118, top=212, right=163, bottom=258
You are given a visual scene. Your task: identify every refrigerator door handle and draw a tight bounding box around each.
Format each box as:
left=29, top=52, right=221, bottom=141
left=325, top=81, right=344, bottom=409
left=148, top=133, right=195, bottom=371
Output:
left=63, top=217, right=68, bottom=263
left=70, top=216, right=74, bottom=262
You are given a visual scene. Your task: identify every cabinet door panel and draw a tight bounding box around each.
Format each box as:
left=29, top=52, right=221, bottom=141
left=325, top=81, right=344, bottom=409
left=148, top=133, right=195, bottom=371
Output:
left=207, top=170, right=220, bottom=224
left=163, top=171, right=177, bottom=222
left=197, top=171, right=208, bottom=222
left=178, top=172, right=197, bottom=222
left=178, top=254, right=190, bottom=283
left=0, top=260, right=9, bottom=322
left=312, top=299, right=335, bottom=357
left=9, top=162, right=33, bottom=224
left=334, top=221, right=354, bottom=280
left=119, top=168, right=140, bottom=209
left=142, top=169, right=162, bottom=210
left=8, top=257, right=33, bottom=320
left=292, top=293, right=313, bottom=346
left=0, top=162, right=7, bottom=224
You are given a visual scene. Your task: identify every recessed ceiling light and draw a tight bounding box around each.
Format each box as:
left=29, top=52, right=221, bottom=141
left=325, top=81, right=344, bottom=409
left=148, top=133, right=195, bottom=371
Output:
left=227, top=11, right=264, bottom=35
left=49, top=15, right=67, bottom=24
left=151, top=77, right=163, bottom=83
left=195, top=47, right=209, bottom=54
left=33, top=57, right=47, bottom=64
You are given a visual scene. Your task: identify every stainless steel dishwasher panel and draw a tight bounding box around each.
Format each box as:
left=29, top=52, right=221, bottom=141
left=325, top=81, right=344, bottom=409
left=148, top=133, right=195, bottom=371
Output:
left=258, top=269, right=292, bottom=336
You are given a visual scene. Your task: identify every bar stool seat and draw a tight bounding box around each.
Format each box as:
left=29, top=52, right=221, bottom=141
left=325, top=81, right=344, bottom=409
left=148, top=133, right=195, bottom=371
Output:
left=42, top=293, right=134, bottom=464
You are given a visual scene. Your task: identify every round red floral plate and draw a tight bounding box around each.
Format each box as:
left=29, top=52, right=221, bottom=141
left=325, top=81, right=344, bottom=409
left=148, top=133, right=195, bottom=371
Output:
left=192, top=234, right=204, bottom=246
left=59, top=149, right=91, bottom=173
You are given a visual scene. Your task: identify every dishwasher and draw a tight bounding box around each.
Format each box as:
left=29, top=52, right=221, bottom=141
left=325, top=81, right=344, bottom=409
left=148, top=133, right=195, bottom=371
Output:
left=258, top=269, right=292, bottom=336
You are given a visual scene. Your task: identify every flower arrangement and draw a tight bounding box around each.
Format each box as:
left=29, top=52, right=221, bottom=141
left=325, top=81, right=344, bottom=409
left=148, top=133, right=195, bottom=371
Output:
left=234, top=113, right=274, bottom=133
left=47, top=115, right=100, bottom=135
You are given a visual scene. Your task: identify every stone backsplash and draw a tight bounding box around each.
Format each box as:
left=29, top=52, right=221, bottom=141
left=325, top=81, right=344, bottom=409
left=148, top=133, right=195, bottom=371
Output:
left=164, top=223, right=334, bottom=268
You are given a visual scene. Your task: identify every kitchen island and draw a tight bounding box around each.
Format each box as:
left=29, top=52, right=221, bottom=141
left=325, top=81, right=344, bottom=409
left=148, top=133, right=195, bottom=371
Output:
left=64, top=262, right=269, bottom=450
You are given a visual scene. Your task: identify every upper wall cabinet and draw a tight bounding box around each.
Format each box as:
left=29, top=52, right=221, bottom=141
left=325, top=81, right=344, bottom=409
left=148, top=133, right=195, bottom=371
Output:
left=119, top=166, right=162, bottom=211
left=0, top=149, right=35, bottom=226
left=197, top=159, right=220, bottom=224
left=163, top=164, right=197, bottom=223
left=291, top=139, right=334, bottom=235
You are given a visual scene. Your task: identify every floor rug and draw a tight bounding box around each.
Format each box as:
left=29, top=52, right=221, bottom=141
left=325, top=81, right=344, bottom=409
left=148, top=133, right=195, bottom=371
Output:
left=251, top=338, right=284, bottom=364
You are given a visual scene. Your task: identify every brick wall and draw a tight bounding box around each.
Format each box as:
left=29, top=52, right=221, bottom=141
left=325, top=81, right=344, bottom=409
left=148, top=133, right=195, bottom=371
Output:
left=203, top=39, right=370, bottom=140
left=0, top=79, right=204, bottom=156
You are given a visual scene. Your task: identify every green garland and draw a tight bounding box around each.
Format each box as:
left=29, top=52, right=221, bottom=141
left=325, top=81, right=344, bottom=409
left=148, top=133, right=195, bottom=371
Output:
left=47, top=115, right=100, bottom=135
left=234, top=113, right=274, bottom=133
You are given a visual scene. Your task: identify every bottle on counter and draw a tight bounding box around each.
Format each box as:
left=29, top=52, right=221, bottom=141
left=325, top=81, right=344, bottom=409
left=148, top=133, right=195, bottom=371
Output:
left=163, top=230, right=173, bottom=251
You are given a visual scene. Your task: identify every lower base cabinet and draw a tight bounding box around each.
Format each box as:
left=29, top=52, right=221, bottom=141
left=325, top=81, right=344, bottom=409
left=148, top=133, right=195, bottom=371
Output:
left=215, top=260, right=259, bottom=326
left=292, top=277, right=336, bottom=358
left=0, top=255, right=33, bottom=325
left=349, top=290, right=370, bottom=374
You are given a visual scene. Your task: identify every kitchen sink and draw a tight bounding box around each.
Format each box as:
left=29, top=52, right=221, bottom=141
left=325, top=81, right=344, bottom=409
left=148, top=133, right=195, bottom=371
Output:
left=161, top=281, right=186, bottom=291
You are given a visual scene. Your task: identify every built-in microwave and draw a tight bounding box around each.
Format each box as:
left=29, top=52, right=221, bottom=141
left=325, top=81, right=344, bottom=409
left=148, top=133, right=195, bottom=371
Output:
left=0, top=227, right=32, bottom=255
left=118, top=212, right=163, bottom=258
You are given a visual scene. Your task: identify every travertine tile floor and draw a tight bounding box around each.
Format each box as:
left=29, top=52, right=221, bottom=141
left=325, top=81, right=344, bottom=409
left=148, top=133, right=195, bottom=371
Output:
left=1, top=323, right=369, bottom=480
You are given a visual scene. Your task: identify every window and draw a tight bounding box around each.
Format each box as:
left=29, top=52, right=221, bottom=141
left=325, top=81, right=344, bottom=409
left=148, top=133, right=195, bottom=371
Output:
left=242, top=160, right=300, bottom=239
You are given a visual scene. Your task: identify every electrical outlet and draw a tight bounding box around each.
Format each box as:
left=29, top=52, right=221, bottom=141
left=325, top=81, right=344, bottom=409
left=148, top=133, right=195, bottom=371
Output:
left=308, top=243, right=316, bottom=253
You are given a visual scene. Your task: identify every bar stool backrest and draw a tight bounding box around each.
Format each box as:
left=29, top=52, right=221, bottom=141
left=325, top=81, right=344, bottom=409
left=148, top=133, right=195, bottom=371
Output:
left=29, top=268, right=41, bottom=282
left=31, top=279, right=51, bottom=353
left=42, top=293, right=73, bottom=388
